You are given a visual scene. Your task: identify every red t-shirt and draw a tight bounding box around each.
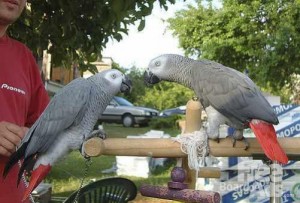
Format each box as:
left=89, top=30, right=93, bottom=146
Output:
left=0, top=35, right=49, bottom=203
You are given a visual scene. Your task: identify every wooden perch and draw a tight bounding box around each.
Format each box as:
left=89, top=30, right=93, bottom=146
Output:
left=198, top=167, right=221, bottom=179
left=83, top=137, right=300, bottom=159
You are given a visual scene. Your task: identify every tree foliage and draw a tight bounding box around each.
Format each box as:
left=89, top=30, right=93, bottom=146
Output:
left=117, top=67, right=194, bottom=110
left=9, top=0, right=175, bottom=72
left=168, top=0, right=300, bottom=94
left=140, top=81, right=194, bottom=110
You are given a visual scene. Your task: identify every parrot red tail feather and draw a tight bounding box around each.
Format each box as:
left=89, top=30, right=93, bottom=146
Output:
left=249, top=120, right=288, bottom=164
left=22, top=164, right=51, bottom=201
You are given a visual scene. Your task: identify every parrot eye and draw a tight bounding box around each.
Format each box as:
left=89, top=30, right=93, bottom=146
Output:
left=155, top=61, right=160, bottom=66
left=111, top=74, right=117, bottom=79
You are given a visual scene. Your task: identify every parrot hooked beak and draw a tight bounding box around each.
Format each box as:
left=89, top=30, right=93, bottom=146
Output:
left=120, top=75, right=132, bottom=93
left=143, top=71, right=160, bottom=86
left=22, top=164, right=51, bottom=201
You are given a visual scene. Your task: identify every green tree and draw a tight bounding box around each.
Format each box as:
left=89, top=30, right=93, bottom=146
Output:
left=168, top=0, right=300, bottom=95
left=114, top=66, right=193, bottom=110
left=140, top=81, right=194, bottom=110
left=9, top=0, right=175, bottom=72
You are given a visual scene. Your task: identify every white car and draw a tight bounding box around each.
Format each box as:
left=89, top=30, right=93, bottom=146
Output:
left=99, top=96, right=159, bottom=127
left=159, top=105, right=186, bottom=117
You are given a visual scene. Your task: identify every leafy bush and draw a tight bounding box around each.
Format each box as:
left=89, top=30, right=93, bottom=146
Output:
left=139, top=82, right=194, bottom=110
left=149, top=114, right=184, bottom=129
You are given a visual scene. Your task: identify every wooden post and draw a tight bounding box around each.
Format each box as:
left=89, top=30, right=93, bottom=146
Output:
left=181, top=98, right=203, bottom=189
left=184, top=98, right=202, bottom=133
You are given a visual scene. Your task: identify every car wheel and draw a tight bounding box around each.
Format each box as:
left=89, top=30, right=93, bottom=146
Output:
left=122, top=114, right=134, bottom=127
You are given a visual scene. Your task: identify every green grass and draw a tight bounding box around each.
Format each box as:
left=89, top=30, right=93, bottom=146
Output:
left=45, top=123, right=180, bottom=200
left=102, top=123, right=181, bottom=138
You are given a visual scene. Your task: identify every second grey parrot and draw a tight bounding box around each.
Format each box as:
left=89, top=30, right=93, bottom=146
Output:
left=144, top=54, right=288, bottom=164
left=3, top=69, right=132, bottom=200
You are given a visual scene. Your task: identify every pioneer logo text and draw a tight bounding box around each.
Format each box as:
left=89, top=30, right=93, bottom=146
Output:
left=1, top=83, right=25, bottom=95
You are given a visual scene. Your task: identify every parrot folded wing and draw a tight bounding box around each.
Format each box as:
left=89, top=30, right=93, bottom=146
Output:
left=197, top=65, right=278, bottom=124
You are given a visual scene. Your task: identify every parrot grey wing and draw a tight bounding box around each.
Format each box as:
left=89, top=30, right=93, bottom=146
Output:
left=22, top=77, right=92, bottom=157
left=194, top=61, right=278, bottom=124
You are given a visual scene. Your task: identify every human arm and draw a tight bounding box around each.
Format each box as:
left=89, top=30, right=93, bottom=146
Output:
left=25, top=53, right=50, bottom=127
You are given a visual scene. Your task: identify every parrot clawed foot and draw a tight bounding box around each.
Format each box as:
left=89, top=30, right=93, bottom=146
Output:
left=88, top=129, right=107, bottom=140
left=232, top=138, right=237, bottom=148
left=215, top=137, right=220, bottom=143
left=242, top=138, right=250, bottom=150
left=80, top=129, right=106, bottom=158
left=231, top=137, right=249, bottom=150
left=262, top=159, right=273, bottom=165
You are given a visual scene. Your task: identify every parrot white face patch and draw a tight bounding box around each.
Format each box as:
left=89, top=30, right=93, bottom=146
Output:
left=103, top=70, right=123, bottom=85
left=100, top=69, right=131, bottom=94
left=148, top=55, right=169, bottom=78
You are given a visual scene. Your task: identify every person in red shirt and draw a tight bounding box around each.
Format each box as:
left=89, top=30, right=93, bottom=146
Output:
left=0, top=0, right=50, bottom=202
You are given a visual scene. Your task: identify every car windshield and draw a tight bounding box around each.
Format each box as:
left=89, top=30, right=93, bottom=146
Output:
left=114, top=96, right=134, bottom=106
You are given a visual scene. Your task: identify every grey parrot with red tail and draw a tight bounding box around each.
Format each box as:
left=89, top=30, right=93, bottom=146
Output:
left=144, top=54, right=288, bottom=164
left=3, top=69, right=132, bottom=200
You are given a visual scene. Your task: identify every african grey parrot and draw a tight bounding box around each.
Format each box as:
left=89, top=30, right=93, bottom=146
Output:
left=144, top=54, right=288, bottom=164
left=3, top=69, right=132, bottom=200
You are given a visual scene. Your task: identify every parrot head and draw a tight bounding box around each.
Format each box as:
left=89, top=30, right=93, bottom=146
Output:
left=94, top=69, right=132, bottom=94
left=144, top=55, right=166, bottom=85
left=144, top=54, right=186, bottom=86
